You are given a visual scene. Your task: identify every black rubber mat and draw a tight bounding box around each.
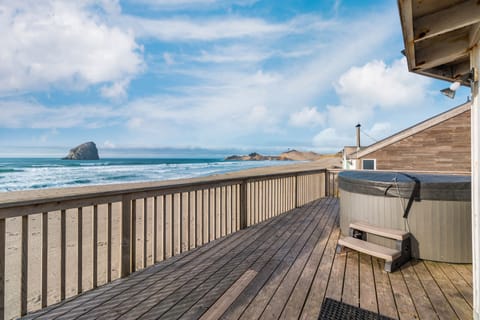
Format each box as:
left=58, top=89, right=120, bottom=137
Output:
left=319, top=298, right=395, bottom=320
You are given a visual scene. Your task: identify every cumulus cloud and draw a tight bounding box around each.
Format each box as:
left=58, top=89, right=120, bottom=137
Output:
left=0, top=0, right=143, bottom=96
left=334, top=58, right=430, bottom=109
left=326, top=58, right=430, bottom=131
left=1, top=2, right=413, bottom=153
left=289, top=107, right=325, bottom=127
left=315, top=58, right=433, bottom=150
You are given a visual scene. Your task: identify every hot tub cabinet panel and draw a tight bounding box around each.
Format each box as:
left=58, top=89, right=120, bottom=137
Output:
left=338, top=171, right=471, bottom=263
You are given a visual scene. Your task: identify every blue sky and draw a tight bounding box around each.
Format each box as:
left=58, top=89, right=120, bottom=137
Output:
left=0, top=0, right=471, bottom=157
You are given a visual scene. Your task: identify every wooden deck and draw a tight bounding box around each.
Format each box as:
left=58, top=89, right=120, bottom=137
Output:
left=21, top=197, right=473, bottom=320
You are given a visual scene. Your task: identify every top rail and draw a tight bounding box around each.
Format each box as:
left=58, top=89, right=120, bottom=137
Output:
left=0, top=168, right=328, bottom=218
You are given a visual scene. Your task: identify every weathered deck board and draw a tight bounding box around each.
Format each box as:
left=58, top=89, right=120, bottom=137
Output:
left=400, top=261, right=437, bottom=319
left=21, top=197, right=473, bottom=320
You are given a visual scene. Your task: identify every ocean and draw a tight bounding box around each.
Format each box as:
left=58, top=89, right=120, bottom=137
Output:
left=0, top=158, right=292, bottom=192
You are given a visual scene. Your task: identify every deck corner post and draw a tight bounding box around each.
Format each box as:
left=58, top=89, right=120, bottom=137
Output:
left=121, top=195, right=133, bottom=278
left=240, top=180, right=248, bottom=229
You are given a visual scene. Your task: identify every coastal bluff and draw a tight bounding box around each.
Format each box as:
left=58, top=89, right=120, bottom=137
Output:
left=63, top=141, right=100, bottom=160
left=225, top=150, right=333, bottom=161
left=225, top=152, right=283, bottom=161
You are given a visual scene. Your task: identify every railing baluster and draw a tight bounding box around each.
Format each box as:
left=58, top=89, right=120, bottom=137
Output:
left=208, top=189, right=212, bottom=241
left=107, top=203, right=112, bottom=282
left=153, top=197, right=157, bottom=264
left=144, top=198, right=148, bottom=267
left=181, top=192, right=188, bottom=252
left=240, top=181, right=247, bottom=229
left=196, top=190, right=202, bottom=247
left=189, top=192, right=195, bottom=250
left=215, top=187, right=220, bottom=239
left=77, top=208, right=83, bottom=294
left=120, top=196, right=131, bottom=278
left=164, top=194, right=171, bottom=259
left=203, top=190, right=209, bottom=244
left=173, top=193, right=180, bottom=256
left=41, top=212, right=48, bottom=307
left=21, top=215, right=28, bottom=315
left=157, top=195, right=164, bottom=262
left=60, top=210, right=66, bottom=300
left=92, top=205, right=98, bottom=288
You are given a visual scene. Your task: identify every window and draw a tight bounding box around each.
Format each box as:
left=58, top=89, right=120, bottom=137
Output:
left=362, top=159, right=376, bottom=170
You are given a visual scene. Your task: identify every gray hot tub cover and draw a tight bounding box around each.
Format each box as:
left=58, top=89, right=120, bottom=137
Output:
left=338, top=171, right=470, bottom=201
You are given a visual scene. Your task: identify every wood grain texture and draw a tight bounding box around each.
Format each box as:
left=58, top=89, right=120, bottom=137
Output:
left=20, top=198, right=473, bottom=320
left=359, top=110, right=471, bottom=172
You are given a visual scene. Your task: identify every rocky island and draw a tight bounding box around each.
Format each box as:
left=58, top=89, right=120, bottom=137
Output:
left=63, top=141, right=100, bottom=160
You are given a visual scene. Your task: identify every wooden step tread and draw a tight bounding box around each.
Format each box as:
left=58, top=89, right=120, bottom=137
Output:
left=350, top=221, right=409, bottom=240
left=338, top=237, right=401, bottom=262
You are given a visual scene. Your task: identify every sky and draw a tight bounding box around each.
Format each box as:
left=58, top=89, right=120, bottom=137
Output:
left=0, top=0, right=472, bottom=158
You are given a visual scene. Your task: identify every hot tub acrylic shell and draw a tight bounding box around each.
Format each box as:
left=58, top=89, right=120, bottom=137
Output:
left=338, top=171, right=471, bottom=263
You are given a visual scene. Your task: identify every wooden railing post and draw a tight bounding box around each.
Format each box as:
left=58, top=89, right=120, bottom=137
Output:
left=0, top=218, right=4, bottom=320
left=121, top=195, right=132, bottom=277
left=240, top=180, right=247, bottom=229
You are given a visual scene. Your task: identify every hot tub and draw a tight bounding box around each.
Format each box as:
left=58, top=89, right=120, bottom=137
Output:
left=338, top=171, right=471, bottom=263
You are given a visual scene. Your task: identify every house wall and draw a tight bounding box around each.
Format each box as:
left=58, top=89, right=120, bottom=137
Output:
left=359, top=110, right=471, bottom=172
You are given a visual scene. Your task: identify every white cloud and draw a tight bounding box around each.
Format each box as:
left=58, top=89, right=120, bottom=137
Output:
left=193, top=46, right=270, bottom=63
left=334, top=58, right=430, bottom=109
left=163, top=52, right=175, bottom=65
left=289, top=107, right=325, bottom=127
left=0, top=3, right=415, bottom=154
left=0, top=1, right=143, bottom=96
left=313, top=57, right=433, bottom=151
left=0, top=100, right=121, bottom=129
left=101, top=79, right=130, bottom=100
left=124, top=0, right=258, bottom=10
left=367, top=122, right=392, bottom=141
left=124, top=16, right=288, bottom=41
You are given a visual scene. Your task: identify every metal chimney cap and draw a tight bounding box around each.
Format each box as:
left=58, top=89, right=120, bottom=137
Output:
left=355, top=123, right=361, bottom=128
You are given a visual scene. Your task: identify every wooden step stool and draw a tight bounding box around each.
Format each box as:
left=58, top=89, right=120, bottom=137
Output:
left=336, top=221, right=411, bottom=272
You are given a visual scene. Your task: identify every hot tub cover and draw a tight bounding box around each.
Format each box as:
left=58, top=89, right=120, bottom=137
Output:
left=338, top=171, right=470, bottom=201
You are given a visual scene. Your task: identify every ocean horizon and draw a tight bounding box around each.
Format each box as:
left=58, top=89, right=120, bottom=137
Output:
left=0, top=157, right=295, bottom=192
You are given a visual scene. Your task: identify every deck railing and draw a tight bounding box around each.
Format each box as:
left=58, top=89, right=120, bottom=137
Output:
left=0, top=167, right=339, bottom=319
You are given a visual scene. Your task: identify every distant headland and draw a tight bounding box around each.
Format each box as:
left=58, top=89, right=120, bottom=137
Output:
left=62, top=141, right=100, bottom=160
left=225, top=150, right=338, bottom=162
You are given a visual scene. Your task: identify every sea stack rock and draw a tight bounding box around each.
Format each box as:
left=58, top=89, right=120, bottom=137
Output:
left=63, top=141, right=100, bottom=160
